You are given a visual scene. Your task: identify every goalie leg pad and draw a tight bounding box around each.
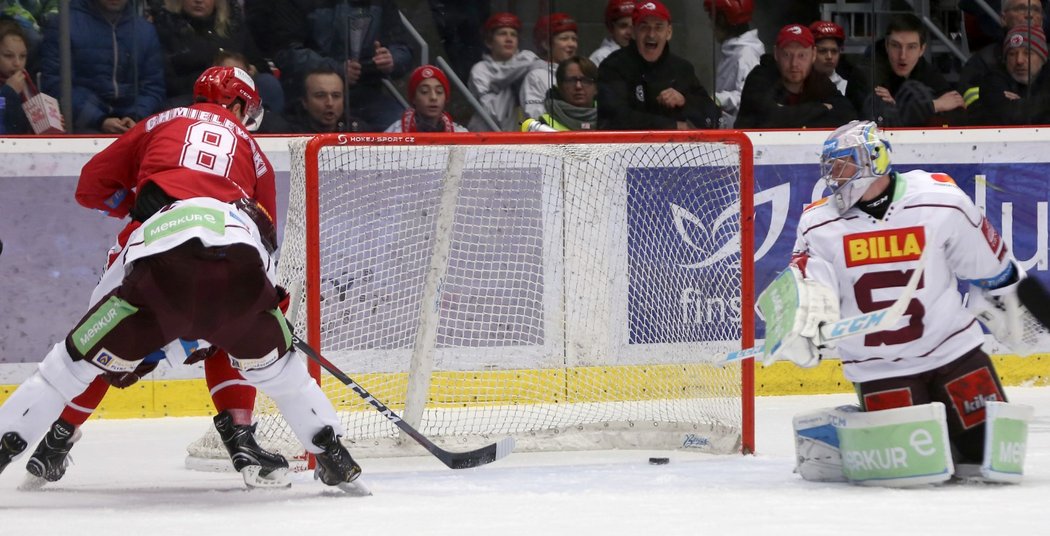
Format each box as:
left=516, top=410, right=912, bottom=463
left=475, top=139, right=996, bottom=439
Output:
left=240, top=351, right=341, bottom=454
left=973, top=401, right=1033, bottom=484
left=835, top=402, right=954, bottom=487
left=792, top=406, right=858, bottom=482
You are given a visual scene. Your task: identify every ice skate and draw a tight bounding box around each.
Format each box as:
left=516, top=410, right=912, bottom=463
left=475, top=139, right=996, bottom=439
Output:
left=213, top=410, right=291, bottom=489
left=311, top=425, right=369, bottom=496
left=0, top=431, right=28, bottom=477
left=20, top=419, right=80, bottom=491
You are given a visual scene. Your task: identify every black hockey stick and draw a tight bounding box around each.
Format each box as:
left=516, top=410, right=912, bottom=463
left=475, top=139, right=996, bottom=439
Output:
left=1017, top=277, right=1050, bottom=330
left=289, top=331, right=515, bottom=469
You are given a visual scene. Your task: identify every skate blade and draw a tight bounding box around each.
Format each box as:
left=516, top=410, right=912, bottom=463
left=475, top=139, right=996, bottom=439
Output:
left=335, top=479, right=372, bottom=496
left=18, top=474, right=49, bottom=492
left=241, top=466, right=292, bottom=489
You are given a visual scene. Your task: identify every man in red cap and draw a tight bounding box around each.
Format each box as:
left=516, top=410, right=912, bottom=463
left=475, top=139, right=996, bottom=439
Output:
left=735, top=23, right=856, bottom=128
left=387, top=64, right=468, bottom=132
left=704, top=0, right=764, bottom=127
left=467, top=12, right=541, bottom=131
left=521, top=12, right=579, bottom=120
left=596, top=0, right=720, bottom=130
left=590, top=0, right=635, bottom=67
left=809, top=20, right=868, bottom=115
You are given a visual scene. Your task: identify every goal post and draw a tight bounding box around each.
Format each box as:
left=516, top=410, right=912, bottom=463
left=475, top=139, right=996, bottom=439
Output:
left=188, top=131, right=755, bottom=468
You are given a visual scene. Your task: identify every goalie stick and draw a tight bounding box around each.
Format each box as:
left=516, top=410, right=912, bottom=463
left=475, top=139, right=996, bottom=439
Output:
left=1017, top=277, right=1050, bottom=331
left=723, top=252, right=928, bottom=365
left=288, top=329, right=515, bottom=469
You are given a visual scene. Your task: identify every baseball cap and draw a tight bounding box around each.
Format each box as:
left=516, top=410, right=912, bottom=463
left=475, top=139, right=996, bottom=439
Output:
left=632, top=1, right=671, bottom=25
left=777, top=24, right=815, bottom=48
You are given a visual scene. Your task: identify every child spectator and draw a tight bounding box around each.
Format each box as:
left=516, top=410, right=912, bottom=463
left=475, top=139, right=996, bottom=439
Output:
left=809, top=20, right=868, bottom=115
left=150, top=0, right=284, bottom=114
left=704, top=0, right=763, bottom=127
left=522, top=55, right=598, bottom=131
left=386, top=64, right=466, bottom=132
left=39, top=0, right=165, bottom=133
left=590, top=0, right=634, bottom=67
left=520, top=12, right=578, bottom=120
left=0, top=19, right=31, bottom=133
left=467, top=12, right=540, bottom=131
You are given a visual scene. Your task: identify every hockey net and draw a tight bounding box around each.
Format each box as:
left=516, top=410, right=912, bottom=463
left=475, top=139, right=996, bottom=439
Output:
left=187, top=131, right=754, bottom=469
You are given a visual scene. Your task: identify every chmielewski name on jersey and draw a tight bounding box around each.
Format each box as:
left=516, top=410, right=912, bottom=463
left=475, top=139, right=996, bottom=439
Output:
left=146, top=107, right=248, bottom=139
left=843, top=226, right=925, bottom=267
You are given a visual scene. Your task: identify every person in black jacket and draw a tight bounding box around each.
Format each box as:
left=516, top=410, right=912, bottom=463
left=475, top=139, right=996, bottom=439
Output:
left=596, top=0, right=719, bottom=130
left=861, top=13, right=966, bottom=126
left=959, top=0, right=1044, bottom=109
left=735, top=24, right=856, bottom=129
left=970, top=24, right=1050, bottom=124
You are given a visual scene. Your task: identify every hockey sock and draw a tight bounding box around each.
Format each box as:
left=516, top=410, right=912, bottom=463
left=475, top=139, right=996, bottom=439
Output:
left=205, top=351, right=256, bottom=425
left=240, top=352, right=341, bottom=454
left=60, top=376, right=111, bottom=427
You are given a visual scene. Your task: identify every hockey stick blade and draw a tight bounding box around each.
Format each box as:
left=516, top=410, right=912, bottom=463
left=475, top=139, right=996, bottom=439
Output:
left=722, top=252, right=927, bottom=365
left=289, top=332, right=515, bottom=469
left=1018, top=277, right=1050, bottom=330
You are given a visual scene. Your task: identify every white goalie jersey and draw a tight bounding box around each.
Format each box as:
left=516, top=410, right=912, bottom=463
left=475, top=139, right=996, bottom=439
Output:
left=793, top=170, right=1015, bottom=383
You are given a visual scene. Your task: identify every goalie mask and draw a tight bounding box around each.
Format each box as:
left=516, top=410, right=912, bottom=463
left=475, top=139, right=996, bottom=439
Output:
left=193, top=66, right=264, bottom=132
left=820, top=121, right=892, bottom=214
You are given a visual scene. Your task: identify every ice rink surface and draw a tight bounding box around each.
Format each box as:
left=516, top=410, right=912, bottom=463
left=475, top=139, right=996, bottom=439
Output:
left=2, top=388, right=1049, bottom=536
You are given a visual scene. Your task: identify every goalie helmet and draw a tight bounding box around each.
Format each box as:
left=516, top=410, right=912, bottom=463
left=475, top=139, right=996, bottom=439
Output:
left=193, top=66, right=264, bottom=132
left=820, top=120, right=893, bottom=214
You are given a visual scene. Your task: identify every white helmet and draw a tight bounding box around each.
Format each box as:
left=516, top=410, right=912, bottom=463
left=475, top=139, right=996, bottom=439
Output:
left=820, top=121, right=893, bottom=214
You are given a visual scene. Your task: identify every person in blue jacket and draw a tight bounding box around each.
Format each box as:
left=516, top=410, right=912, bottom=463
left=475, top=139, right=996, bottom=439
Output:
left=38, top=0, right=165, bottom=133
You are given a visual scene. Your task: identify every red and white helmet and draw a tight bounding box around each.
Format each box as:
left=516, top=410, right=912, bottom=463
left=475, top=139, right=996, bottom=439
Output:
left=193, top=66, right=264, bottom=131
left=702, top=0, right=753, bottom=26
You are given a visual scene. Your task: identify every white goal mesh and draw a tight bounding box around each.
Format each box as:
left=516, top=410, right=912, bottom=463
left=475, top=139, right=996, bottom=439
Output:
left=188, top=132, right=754, bottom=468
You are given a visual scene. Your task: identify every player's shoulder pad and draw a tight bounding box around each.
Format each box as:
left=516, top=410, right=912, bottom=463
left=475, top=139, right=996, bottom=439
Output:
left=899, top=169, right=965, bottom=196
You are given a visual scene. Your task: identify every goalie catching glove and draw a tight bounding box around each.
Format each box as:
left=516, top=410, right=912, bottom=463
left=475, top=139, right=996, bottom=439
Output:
left=756, top=265, right=840, bottom=368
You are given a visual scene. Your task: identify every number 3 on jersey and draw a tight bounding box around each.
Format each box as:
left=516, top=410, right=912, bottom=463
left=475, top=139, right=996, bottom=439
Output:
left=180, top=122, right=237, bottom=177
left=853, top=268, right=925, bottom=346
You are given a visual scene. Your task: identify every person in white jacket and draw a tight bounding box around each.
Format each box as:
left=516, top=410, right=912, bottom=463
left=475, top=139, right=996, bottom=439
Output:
left=589, top=0, right=635, bottom=67
left=467, top=12, right=541, bottom=131
left=704, top=0, right=763, bottom=128
left=520, top=12, right=578, bottom=120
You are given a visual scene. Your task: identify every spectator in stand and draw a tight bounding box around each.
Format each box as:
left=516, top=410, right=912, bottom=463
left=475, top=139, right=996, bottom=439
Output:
left=0, top=19, right=31, bottom=133
left=39, top=0, right=165, bottom=134
left=861, top=13, right=966, bottom=127
left=810, top=20, right=868, bottom=116
left=283, top=66, right=368, bottom=134
left=735, top=24, right=855, bottom=128
left=520, top=12, right=578, bottom=120
left=213, top=50, right=290, bottom=133
left=467, top=12, right=539, bottom=132
left=149, top=0, right=284, bottom=115
left=269, top=0, right=414, bottom=131
left=0, top=0, right=56, bottom=63
left=426, top=0, right=489, bottom=83
left=597, top=0, right=720, bottom=130
left=970, top=25, right=1050, bottom=124
left=704, top=0, right=763, bottom=128
left=960, top=0, right=1044, bottom=109
left=522, top=55, right=598, bottom=131
left=590, top=0, right=634, bottom=67
left=386, top=64, right=466, bottom=133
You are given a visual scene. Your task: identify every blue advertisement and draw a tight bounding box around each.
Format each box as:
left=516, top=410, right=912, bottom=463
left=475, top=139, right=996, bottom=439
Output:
left=626, top=166, right=743, bottom=344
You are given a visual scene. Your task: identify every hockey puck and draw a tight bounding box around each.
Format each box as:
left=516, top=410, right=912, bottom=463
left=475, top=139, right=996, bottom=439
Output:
left=648, top=457, right=670, bottom=465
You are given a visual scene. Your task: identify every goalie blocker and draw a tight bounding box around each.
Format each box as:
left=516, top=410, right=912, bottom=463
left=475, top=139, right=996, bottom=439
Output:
left=793, top=401, right=1033, bottom=486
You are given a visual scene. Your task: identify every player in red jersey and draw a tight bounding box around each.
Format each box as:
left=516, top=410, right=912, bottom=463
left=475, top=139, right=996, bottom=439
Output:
left=2, top=67, right=362, bottom=492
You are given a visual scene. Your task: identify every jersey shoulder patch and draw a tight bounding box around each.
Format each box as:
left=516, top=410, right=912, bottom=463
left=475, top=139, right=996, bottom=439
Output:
left=803, top=197, right=831, bottom=213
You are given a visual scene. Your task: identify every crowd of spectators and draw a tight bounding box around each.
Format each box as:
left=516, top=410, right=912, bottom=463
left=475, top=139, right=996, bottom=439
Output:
left=2, top=0, right=1049, bottom=135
